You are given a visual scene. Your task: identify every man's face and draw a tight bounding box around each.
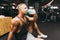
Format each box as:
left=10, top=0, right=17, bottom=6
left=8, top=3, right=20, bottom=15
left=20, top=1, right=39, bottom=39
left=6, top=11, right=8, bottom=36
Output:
left=19, top=4, right=28, bottom=14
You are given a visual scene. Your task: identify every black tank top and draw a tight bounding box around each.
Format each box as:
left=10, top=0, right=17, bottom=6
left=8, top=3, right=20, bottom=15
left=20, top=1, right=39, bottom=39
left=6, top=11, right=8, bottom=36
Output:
left=14, top=16, right=28, bottom=40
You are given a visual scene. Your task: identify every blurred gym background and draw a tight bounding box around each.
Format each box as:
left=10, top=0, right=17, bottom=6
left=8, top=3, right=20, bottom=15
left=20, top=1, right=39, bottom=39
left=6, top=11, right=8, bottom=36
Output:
left=0, top=0, right=60, bottom=22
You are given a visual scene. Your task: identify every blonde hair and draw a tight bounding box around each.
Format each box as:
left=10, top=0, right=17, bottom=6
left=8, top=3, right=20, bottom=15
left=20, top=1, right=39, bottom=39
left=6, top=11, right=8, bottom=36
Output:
left=17, top=3, right=26, bottom=10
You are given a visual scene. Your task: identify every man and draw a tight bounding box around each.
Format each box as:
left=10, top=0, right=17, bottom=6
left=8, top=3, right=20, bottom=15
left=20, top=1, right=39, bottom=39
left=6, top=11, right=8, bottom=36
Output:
left=27, top=6, right=47, bottom=38
left=7, top=3, right=44, bottom=40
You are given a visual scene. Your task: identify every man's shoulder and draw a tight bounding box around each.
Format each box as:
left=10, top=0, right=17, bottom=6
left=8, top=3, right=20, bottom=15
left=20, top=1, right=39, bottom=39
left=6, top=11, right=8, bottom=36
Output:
left=11, top=17, right=20, bottom=25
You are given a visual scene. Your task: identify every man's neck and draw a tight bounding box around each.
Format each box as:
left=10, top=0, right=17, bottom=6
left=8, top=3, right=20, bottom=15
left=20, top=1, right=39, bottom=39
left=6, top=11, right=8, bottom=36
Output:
left=17, top=12, right=26, bottom=23
left=18, top=11, right=25, bottom=19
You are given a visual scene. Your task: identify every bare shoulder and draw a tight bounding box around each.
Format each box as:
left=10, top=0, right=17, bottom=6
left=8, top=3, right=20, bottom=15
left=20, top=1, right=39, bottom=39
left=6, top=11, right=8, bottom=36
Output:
left=11, top=17, right=20, bottom=26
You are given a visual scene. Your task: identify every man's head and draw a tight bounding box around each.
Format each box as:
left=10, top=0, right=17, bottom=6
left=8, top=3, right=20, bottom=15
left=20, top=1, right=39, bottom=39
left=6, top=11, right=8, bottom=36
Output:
left=17, top=3, right=28, bottom=14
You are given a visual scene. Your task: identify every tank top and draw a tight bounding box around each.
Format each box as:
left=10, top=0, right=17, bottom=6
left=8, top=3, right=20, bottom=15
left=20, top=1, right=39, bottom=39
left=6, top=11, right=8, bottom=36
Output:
left=14, top=16, right=28, bottom=40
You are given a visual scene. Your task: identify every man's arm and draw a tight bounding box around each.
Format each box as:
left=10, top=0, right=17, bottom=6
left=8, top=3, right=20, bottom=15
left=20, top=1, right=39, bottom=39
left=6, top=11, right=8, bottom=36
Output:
left=26, top=14, right=38, bottom=22
left=26, top=15, right=34, bottom=21
left=7, top=20, right=18, bottom=40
